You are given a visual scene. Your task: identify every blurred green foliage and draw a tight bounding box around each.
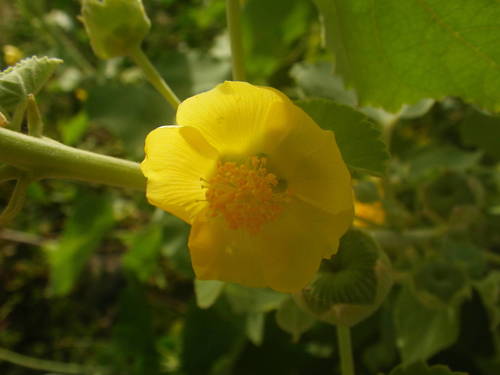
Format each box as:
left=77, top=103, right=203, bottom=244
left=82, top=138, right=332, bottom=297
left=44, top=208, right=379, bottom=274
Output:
left=1, top=1, right=500, bottom=375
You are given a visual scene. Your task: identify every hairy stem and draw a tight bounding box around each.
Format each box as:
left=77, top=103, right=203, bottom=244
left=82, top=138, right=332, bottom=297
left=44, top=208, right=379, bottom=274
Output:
left=226, top=0, right=246, bottom=81
left=128, top=45, right=181, bottom=110
left=0, top=127, right=145, bottom=190
left=337, top=325, right=355, bottom=375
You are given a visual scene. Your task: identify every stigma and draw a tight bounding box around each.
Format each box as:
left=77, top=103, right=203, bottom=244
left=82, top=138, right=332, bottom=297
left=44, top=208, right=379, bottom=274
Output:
left=205, top=156, right=289, bottom=233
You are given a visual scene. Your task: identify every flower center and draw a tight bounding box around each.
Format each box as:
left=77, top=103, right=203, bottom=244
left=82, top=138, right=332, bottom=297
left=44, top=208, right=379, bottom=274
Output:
left=205, top=156, right=289, bottom=233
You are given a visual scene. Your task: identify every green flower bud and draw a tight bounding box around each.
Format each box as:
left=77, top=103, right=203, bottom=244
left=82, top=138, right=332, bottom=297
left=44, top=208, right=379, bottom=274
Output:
left=81, top=0, right=151, bottom=59
left=294, top=230, right=393, bottom=327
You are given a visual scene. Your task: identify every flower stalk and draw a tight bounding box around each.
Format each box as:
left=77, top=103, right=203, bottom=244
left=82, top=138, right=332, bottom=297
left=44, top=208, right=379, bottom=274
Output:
left=226, top=0, right=246, bottom=81
left=0, top=127, right=145, bottom=190
left=27, top=94, right=44, bottom=137
left=128, top=45, right=180, bottom=110
left=0, top=346, right=96, bottom=375
left=337, top=325, right=355, bottom=375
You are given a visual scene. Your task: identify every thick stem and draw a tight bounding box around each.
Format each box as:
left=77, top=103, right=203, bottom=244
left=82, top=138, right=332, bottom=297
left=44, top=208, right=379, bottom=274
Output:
left=0, top=347, right=95, bottom=375
left=226, top=0, right=246, bottom=81
left=0, top=127, right=145, bottom=190
left=337, top=325, right=355, bottom=375
left=128, top=46, right=181, bottom=110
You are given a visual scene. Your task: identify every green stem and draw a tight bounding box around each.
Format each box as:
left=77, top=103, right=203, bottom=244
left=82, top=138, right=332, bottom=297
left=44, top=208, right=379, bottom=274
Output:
left=0, top=127, right=145, bottom=190
left=27, top=94, right=44, bottom=137
left=337, top=325, right=355, bottom=375
left=9, top=100, right=28, bottom=132
left=0, top=347, right=95, bottom=375
left=0, top=174, right=31, bottom=227
left=226, top=0, right=246, bottom=81
left=128, top=46, right=180, bottom=110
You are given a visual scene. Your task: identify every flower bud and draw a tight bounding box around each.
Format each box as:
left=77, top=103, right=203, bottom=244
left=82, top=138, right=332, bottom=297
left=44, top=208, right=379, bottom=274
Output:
left=294, top=230, right=393, bottom=327
left=81, top=0, right=151, bottom=59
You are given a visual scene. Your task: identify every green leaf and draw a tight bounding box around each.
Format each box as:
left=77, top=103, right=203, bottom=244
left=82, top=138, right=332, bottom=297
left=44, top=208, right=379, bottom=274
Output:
left=58, top=111, right=89, bottom=146
left=475, top=271, right=500, bottom=331
left=314, top=0, right=500, bottom=112
left=0, top=56, right=62, bottom=111
left=122, top=223, right=164, bottom=282
left=442, top=240, right=487, bottom=280
left=245, top=312, right=265, bottom=346
left=46, top=191, right=115, bottom=296
left=275, top=297, right=315, bottom=342
left=112, top=278, right=160, bottom=375
left=408, top=145, right=481, bottom=183
left=195, top=280, right=225, bottom=309
left=182, top=302, right=244, bottom=374
left=388, top=362, right=467, bottom=375
left=412, top=258, right=469, bottom=307
left=224, top=284, right=287, bottom=314
left=291, top=61, right=434, bottom=126
left=394, top=287, right=460, bottom=364
left=297, top=99, right=389, bottom=176
left=460, top=110, right=500, bottom=160
left=242, top=0, right=313, bottom=80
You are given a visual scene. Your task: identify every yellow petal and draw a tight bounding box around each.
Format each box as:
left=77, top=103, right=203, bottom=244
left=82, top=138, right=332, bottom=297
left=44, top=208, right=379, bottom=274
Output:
left=176, top=81, right=291, bottom=156
left=188, top=199, right=353, bottom=293
left=269, top=104, right=353, bottom=215
left=188, top=210, right=268, bottom=289
left=140, top=126, right=217, bottom=223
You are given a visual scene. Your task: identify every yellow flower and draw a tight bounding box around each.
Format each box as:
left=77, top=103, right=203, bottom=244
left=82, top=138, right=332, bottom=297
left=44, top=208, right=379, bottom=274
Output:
left=141, top=81, right=354, bottom=293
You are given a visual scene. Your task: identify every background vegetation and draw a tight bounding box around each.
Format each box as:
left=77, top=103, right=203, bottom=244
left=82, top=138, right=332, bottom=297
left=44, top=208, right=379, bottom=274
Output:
left=1, top=0, right=500, bottom=374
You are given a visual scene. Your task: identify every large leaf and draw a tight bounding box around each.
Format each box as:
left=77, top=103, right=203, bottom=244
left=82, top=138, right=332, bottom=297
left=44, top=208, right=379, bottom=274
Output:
left=314, top=0, right=500, bottom=112
left=298, top=99, right=389, bottom=176
left=291, top=61, right=434, bottom=125
left=0, top=56, right=62, bottom=111
left=46, top=191, right=115, bottom=296
left=395, top=287, right=460, bottom=364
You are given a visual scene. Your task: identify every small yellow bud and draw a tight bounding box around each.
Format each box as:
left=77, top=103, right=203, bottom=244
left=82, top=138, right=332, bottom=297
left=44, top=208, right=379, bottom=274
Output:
left=81, top=0, right=151, bottom=59
left=75, top=88, right=88, bottom=102
left=3, top=45, right=24, bottom=66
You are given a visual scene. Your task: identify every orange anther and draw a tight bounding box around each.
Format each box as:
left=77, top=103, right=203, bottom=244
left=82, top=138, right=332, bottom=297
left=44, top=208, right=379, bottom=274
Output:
left=205, top=156, right=289, bottom=233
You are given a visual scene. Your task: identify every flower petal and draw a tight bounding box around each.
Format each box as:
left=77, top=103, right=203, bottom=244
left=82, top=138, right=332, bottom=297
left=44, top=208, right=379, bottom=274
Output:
left=188, top=199, right=353, bottom=293
left=140, top=126, right=217, bottom=223
left=176, top=81, right=291, bottom=156
left=269, top=104, right=353, bottom=215
left=188, top=210, right=268, bottom=289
